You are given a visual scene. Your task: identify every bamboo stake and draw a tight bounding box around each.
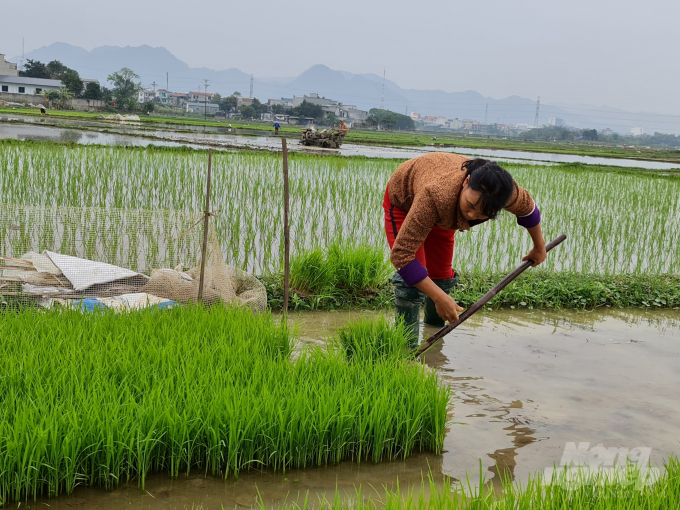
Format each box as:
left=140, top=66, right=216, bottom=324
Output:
left=415, top=234, right=567, bottom=358
left=282, top=138, right=290, bottom=313
left=197, top=148, right=212, bottom=303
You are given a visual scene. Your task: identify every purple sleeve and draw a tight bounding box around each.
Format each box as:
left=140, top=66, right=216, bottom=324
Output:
left=398, top=258, right=429, bottom=287
left=517, top=205, right=541, bottom=229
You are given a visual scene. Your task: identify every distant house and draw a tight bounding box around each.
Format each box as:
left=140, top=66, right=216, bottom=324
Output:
left=81, top=78, right=99, bottom=93
left=0, top=75, right=62, bottom=95
left=340, top=105, right=368, bottom=121
left=446, top=118, right=463, bottom=130
left=0, top=54, right=19, bottom=76
left=186, top=101, right=219, bottom=114
left=155, top=89, right=169, bottom=104
left=188, top=91, right=214, bottom=103
left=237, top=97, right=255, bottom=107
left=268, top=98, right=293, bottom=109
left=0, top=53, right=63, bottom=96
left=168, top=92, right=189, bottom=107
left=138, top=88, right=155, bottom=104
left=292, top=92, right=368, bottom=121
left=261, top=113, right=290, bottom=123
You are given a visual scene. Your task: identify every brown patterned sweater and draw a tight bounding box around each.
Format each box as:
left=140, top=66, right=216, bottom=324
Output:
left=387, top=152, right=540, bottom=286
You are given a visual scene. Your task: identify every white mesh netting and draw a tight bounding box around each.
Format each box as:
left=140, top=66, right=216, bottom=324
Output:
left=0, top=204, right=267, bottom=312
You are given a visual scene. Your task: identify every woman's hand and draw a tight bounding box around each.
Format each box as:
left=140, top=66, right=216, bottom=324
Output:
left=523, top=244, right=547, bottom=266
left=415, top=277, right=463, bottom=322
left=524, top=224, right=547, bottom=266
left=434, top=294, right=464, bottom=322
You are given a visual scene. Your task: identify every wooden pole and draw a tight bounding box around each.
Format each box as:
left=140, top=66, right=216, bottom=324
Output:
left=415, top=234, right=567, bottom=358
left=282, top=138, right=290, bottom=313
left=197, top=148, right=212, bottom=303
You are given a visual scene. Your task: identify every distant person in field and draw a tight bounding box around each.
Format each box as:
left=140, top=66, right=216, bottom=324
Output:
left=40, top=105, right=46, bottom=116
left=384, top=153, right=546, bottom=345
left=338, top=119, right=349, bottom=135
left=274, top=120, right=280, bottom=135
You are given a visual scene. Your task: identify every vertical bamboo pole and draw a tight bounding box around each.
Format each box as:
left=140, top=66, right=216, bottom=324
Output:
left=282, top=139, right=290, bottom=313
left=198, top=148, right=212, bottom=303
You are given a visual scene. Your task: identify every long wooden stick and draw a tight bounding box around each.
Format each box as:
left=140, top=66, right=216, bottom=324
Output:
left=282, top=138, right=290, bottom=313
left=197, top=148, right=212, bottom=303
left=415, top=234, right=567, bottom=358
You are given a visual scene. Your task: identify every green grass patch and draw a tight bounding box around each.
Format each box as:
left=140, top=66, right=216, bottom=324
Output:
left=262, top=270, right=680, bottom=311
left=452, top=271, right=680, bottom=310
left=0, top=306, right=449, bottom=504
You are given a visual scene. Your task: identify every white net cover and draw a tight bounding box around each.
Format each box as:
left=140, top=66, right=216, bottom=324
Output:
left=0, top=204, right=267, bottom=312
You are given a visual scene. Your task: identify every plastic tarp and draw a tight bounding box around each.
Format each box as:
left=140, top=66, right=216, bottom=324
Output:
left=21, top=252, right=61, bottom=275
left=74, top=293, right=175, bottom=312
left=45, top=251, right=145, bottom=291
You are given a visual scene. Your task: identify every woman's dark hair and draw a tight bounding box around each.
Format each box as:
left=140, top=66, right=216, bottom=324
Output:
left=461, top=158, right=515, bottom=219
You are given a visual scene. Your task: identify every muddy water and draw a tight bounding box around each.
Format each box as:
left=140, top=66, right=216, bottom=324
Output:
left=22, top=308, right=680, bottom=509
left=2, top=116, right=680, bottom=169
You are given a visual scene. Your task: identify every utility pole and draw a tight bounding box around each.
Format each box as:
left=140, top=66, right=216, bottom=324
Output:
left=249, top=74, right=253, bottom=99
left=166, top=72, right=169, bottom=92
left=203, top=79, right=210, bottom=120
left=21, top=38, right=24, bottom=72
left=151, top=81, right=157, bottom=93
left=534, top=96, right=540, bottom=128
left=484, top=103, right=488, bottom=125
left=380, top=68, right=385, bottom=110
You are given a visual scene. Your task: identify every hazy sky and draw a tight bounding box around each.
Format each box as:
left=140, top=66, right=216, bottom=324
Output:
left=2, top=0, right=679, bottom=115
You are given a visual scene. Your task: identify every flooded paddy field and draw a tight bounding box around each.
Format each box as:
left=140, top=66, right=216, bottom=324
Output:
left=19, top=308, right=680, bottom=510
left=2, top=115, right=680, bottom=169
left=2, top=143, right=679, bottom=277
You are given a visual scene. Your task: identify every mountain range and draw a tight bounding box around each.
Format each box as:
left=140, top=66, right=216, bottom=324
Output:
left=10, top=43, right=680, bottom=134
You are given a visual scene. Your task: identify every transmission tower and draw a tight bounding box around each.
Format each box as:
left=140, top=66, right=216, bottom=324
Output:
left=534, top=96, right=540, bottom=128
left=250, top=74, right=254, bottom=99
left=380, top=69, right=385, bottom=110
left=203, top=79, right=210, bottom=120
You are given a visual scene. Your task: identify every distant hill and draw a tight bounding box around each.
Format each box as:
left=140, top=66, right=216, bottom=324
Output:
left=15, top=42, right=253, bottom=96
left=11, top=43, right=680, bottom=134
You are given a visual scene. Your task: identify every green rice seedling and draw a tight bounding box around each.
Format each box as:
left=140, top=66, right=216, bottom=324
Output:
left=335, top=316, right=412, bottom=362
left=266, top=456, right=680, bottom=510
left=2, top=140, right=679, bottom=279
left=290, top=242, right=392, bottom=299
left=326, top=243, right=393, bottom=292
left=0, top=306, right=449, bottom=504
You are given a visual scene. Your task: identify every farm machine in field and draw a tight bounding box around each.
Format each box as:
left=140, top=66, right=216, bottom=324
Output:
left=299, top=127, right=347, bottom=149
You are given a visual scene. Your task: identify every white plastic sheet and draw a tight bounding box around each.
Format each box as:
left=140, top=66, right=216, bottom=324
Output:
left=45, top=251, right=145, bottom=291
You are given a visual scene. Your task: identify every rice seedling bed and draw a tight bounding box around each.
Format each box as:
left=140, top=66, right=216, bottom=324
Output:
left=1, top=140, right=678, bottom=308
left=0, top=306, right=449, bottom=504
